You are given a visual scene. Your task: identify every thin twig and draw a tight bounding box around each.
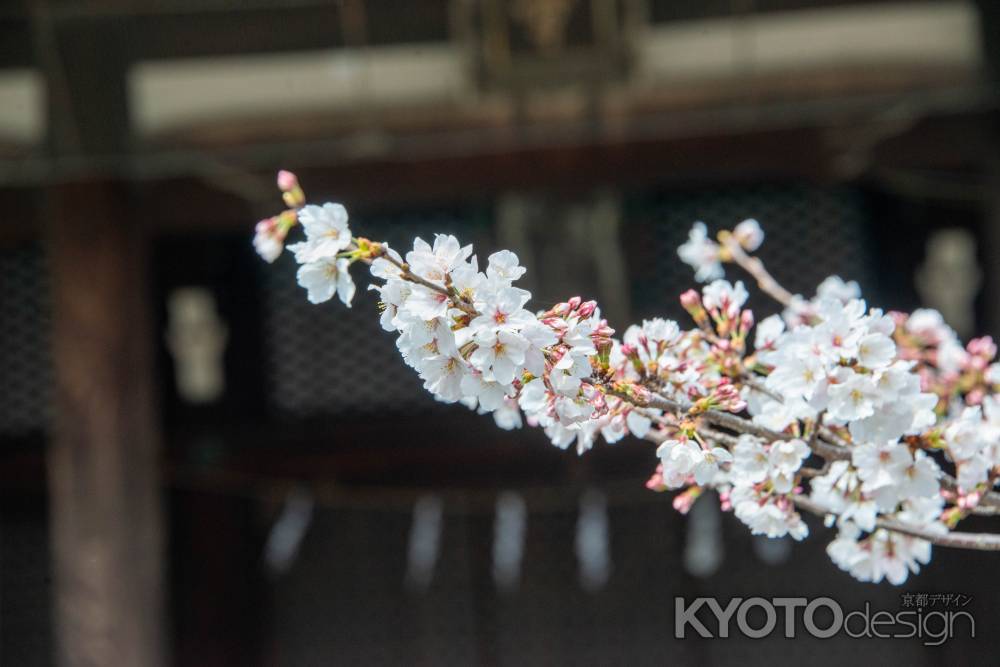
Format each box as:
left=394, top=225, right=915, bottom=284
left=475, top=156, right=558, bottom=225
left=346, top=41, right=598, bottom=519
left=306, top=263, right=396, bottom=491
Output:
left=798, top=464, right=830, bottom=479
left=698, top=427, right=739, bottom=447
left=607, top=386, right=851, bottom=461
left=721, top=235, right=795, bottom=307
left=378, top=250, right=479, bottom=316
left=742, top=375, right=782, bottom=402
left=792, top=495, right=1000, bottom=551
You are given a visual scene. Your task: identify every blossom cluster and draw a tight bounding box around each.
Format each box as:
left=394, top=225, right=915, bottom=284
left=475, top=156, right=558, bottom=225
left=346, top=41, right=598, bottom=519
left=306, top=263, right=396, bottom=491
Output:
left=255, top=172, right=1000, bottom=586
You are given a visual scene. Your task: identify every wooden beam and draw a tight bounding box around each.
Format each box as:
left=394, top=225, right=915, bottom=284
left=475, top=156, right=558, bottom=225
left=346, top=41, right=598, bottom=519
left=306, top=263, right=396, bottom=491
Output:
left=47, top=181, right=166, bottom=667
left=38, top=16, right=130, bottom=156
left=2, top=1, right=451, bottom=67
left=130, top=123, right=865, bottom=233
left=0, top=17, right=34, bottom=68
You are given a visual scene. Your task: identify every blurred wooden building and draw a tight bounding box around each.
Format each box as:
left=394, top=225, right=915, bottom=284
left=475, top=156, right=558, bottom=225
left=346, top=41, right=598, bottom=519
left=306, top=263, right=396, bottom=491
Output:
left=1, top=1, right=1000, bottom=665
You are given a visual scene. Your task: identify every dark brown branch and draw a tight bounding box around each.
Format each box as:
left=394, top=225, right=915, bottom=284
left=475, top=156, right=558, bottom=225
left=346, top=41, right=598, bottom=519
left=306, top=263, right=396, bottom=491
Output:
left=792, top=495, right=1000, bottom=551
left=376, top=248, right=479, bottom=316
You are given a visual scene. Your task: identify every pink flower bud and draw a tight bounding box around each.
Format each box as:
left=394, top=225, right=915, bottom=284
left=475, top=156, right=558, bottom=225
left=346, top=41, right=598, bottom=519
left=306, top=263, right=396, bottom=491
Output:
left=672, top=487, right=701, bottom=514
left=567, top=296, right=582, bottom=312
left=708, top=381, right=746, bottom=413
left=543, top=317, right=567, bottom=332
left=941, top=506, right=963, bottom=527
left=719, top=490, right=732, bottom=512
left=672, top=494, right=694, bottom=514
left=577, top=300, right=597, bottom=318
left=680, top=289, right=701, bottom=310
left=646, top=463, right=666, bottom=492
left=255, top=216, right=277, bottom=234
left=277, top=170, right=299, bottom=192
left=548, top=302, right=570, bottom=318
left=592, top=321, right=615, bottom=338
left=968, top=336, right=996, bottom=359
left=253, top=216, right=285, bottom=263
left=966, top=388, right=985, bottom=406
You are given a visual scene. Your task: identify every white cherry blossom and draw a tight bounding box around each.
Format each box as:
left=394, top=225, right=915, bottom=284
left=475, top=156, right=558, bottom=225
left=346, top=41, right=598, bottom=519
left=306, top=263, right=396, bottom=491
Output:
left=733, top=218, right=764, bottom=251
left=677, top=222, right=723, bottom=282
left=296, top=257, right=355, bottom=306
left=287, top=203, right=352, bottom=262
left=701, top=280, right=748, bottom=319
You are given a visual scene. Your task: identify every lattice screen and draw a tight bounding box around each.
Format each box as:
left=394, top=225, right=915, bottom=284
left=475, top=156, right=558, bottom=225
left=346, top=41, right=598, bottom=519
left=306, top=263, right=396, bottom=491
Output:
left=0, top=242, right=51, bottom=437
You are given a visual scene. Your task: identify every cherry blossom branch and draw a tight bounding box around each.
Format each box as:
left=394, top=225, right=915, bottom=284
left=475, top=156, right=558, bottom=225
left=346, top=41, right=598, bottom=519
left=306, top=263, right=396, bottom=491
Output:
left=740, top=375, right=783, bottom=402
left=637, top=413, right=1000, bottom=546
left=697, top=427, right=738, bottom=447
left=792, top=495, right=1000, bottom=551
left=744, top=377, right=1000, bottom=513
left=639, top=390, right=850, bottom=461
left=743, top=377, right=1000, bottom=515
left=623, top=383, right=1000, bottom=524
left=255, top=173, right=1000, bottom=583
left=717, top=233, right=1000, bottom=517
left=689, top=385, right=1000, bottom=515
left=371, top=244, right=479, bottom=317
left=641, top=417, right=1000, bottom=546
left=798, top=463, right=831, bottom=479
left=602, top=378, right=849, bottom=460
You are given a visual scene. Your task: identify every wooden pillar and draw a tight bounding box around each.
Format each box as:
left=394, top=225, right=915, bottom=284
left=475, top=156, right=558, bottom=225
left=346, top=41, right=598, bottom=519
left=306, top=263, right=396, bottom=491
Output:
left=47, top=181, right=166, bottom=667
left=984, top=161, right=1000, bottom=340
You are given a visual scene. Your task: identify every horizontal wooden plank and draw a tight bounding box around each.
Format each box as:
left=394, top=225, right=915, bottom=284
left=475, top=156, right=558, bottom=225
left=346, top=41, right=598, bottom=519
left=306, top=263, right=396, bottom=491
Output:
left=2, top=1, right=451, bottom=66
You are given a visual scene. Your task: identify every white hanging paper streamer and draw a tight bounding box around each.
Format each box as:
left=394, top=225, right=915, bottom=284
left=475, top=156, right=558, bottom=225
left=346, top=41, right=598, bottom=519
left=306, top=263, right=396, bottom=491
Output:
left=405, top=495, right=444, bottom=592
left=263, top=486, right=314, bottom=576
left=492, top=491, right=527, bottom=592
left=683, top=492, right=724, bottom=578
left=916, top=228, right=981, bottom=338
left=575, top=488, right=611, bottom=592
left=165, top=287, right=229, bottom=403
left=753, top=534, right=792, bottom=566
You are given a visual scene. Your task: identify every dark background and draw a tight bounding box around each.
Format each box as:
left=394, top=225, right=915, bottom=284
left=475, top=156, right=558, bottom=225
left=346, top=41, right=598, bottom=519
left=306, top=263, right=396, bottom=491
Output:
left=1, top=1, right=999, bottom=665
